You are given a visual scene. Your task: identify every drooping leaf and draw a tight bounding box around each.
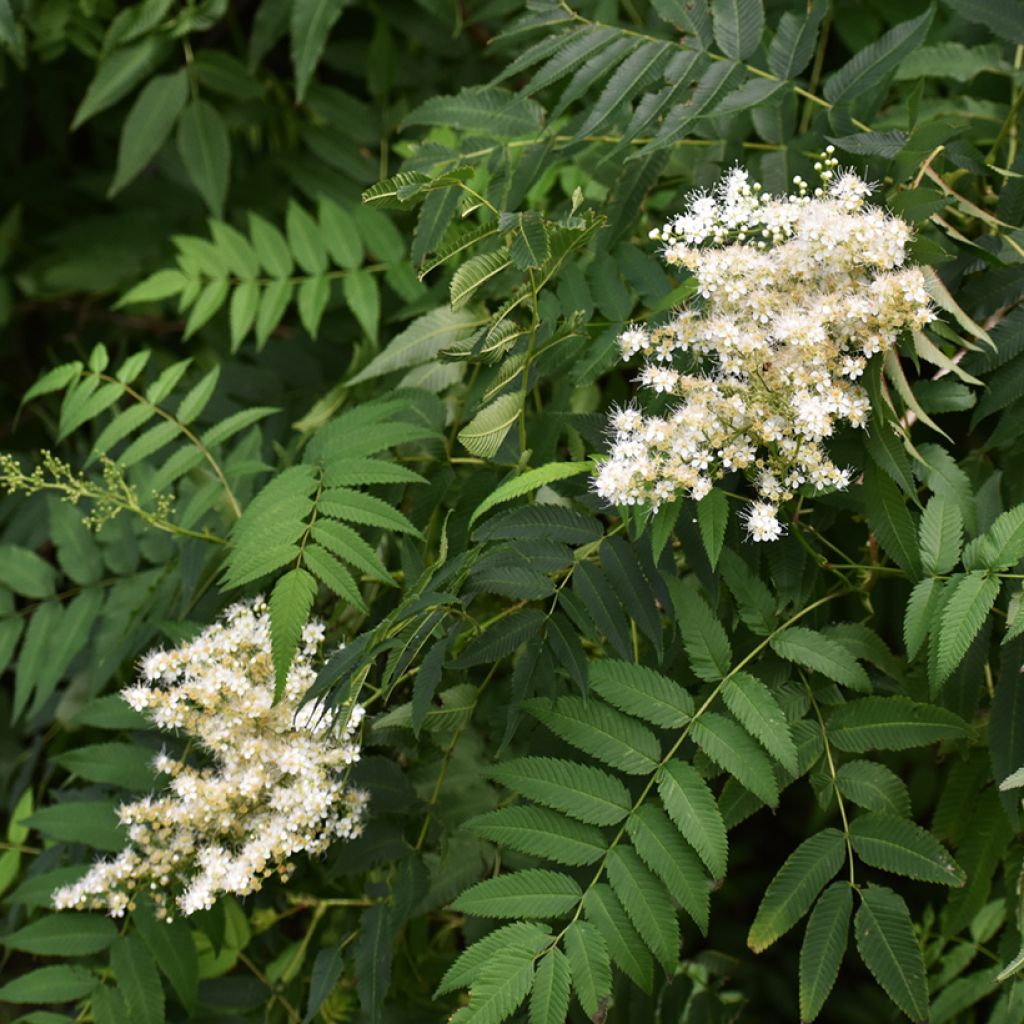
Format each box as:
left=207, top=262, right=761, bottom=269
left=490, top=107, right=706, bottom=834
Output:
left=666, top=579, right=732, bottom=681
left=109, top=70, right=188, bottom=196
left=110, top=934, right=165, bottom=1024
left=854, top=886, right=929, bottom=1021
left=269, top=567, right=318, bottom=698
left=748, top=829, right=846, bottom=953
left=605, top=846, right=680, bottom=970
left=799, top=883, right=852, bottom=1022
left=696, top=488, right=728, bottom=569
left=291, top=0, right=348, bottom=101
left=528, top=948, right=571, bottom=1024
left=177, top=99, right=231, bottom=217
left=564, top=920, right=611, bottom=1018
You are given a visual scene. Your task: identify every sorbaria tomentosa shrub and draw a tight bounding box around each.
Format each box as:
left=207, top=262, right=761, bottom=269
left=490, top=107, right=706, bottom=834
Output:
left=3, top=0, right=1024, bottom=1021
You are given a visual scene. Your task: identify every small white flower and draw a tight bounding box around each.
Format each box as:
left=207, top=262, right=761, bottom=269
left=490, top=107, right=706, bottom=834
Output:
left=52, top=600, right=368, bottom=919
left=596, top=157, right=931, bottom=539
left=743, top=502, right=785, bottom=543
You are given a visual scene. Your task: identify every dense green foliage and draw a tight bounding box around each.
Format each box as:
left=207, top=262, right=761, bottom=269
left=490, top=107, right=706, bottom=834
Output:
left=3, top=0, right=1024, bottom=1021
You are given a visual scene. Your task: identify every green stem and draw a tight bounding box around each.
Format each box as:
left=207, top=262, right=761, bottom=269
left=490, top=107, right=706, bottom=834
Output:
left=805, top=678, right=856, bottom=886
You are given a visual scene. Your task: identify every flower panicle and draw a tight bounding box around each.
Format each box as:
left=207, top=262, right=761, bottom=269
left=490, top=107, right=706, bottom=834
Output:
left=596, top=153, right=934, bottom=542
left=53, top=599, right=367, bottom=920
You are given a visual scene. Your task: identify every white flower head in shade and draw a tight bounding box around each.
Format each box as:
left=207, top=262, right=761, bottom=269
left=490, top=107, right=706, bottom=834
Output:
left=596, top=151, right=935, bottom=541
left=53, top=599, right=367, bottom=919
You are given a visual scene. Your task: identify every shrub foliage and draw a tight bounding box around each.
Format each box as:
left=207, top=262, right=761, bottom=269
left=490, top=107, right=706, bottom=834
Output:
left=3, top=0, right=1024, bottom=1022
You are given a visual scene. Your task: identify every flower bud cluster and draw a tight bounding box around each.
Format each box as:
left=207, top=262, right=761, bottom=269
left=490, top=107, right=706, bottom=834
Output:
left=53, top=600, right=367, bottom=919
left=596, top=154, right=935, bottom=541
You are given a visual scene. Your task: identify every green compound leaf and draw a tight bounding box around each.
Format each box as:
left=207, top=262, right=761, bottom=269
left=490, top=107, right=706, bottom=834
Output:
left=711, top=0, right=765, bottom=60
left=110, top=934, right=165, bottom=1024
left=269, top=566, right=318, bottom=697
left=849, top=813, right=966, bottom=887
left=291, top=0, right=347, bottom=101
left=464, top=806, right=606, bottom=866
left=626, top=803, right=709, bottom=933
left=109, top=70, right=188, bottom=197
left=903, top=577, right=942, bottom=660
left=469, top=460, right=592, bottom=526
left=692, top=712, right=780, bottom=807
left=854, top=886, right=929, bottom=1021
left=524, top=696, right=660, bottom=776
left=436, top=924, right=550, bottom=997
left=657, top=761, right=728, bottom=879
left=748, top=829, right=846, bottom=953
left=528, top=948, right=571, bottom=1024
left=451, top=947, right=534, bottom=1024
left=564, top=920, right=611, bottom=1018
left=770, top=626, right=872, bottom=692
left=0, top=964, right=98, bottom=1004
left=458, top=392, right=522, bottom=459
left=721, top=671, right=798, bottom=774
left=824, top=7, right=934, bottom=107
left=768, top=0, right=827, bottom=78
left=588, top=659, right=693, bottom=728
left=918, top=494, right=963, bottom=577
left=835, top=761, right=912, bottom=818
left=666, top=578, right=732, bottom=681
left=963, top=503, right=1024, bottom=571
left=452, top=869, right=582, bottom=919
left=1, top=913, right=117, bottom=957
left=134, top=904, right=199, bottom=1016
left=799, top=882, right=852, bottom=1022
left=583, top=884, right=653, bottom=992
left=934, top=572, right=1001, bottom=687
left=605, top=846, right=680, bottom=970
left=827, top=697, right=968, bottom=753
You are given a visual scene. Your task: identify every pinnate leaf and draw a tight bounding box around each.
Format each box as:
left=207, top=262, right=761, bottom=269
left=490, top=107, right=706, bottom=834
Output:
left=849, top=813, right=965, bottom=887
left=657, top=761, right=728, bottom=878
left=770, top=627, right=871, bottom=692
left=721, top=671, right=798, bottom=773
left=854, top=886, right=928, bottom=1021
left=748, top=829, right=846, bottom=953
left=524, top=695, right=660, bottom=775
left=605, top=846, right=679, bottom=970
left=588, top=659, right=692, bottom=728
left=453, top=869, right=581, bottom=919
left=827, top=697, right=967, bottom=753
left=799, top=883, right=852, bottom=1022
left=529, top=948, right=571, bottom=1024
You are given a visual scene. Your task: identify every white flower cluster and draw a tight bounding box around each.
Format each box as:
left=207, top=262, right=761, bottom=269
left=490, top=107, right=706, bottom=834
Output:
left=53, top=600, right=368, bottom=919
left=596, top=151, right=935, bottom=541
